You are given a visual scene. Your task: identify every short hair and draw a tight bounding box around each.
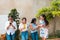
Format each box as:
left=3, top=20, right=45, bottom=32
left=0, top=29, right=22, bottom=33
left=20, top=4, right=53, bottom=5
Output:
left=22, top=17, right=27, bottom=21
left=8, top=15, right=13, bottom=18
left=31, top=18, right=36, bottom=23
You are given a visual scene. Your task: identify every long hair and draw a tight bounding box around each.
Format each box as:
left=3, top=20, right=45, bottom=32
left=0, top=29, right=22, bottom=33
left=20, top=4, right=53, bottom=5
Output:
left=41, top=14, right=49, bottom=26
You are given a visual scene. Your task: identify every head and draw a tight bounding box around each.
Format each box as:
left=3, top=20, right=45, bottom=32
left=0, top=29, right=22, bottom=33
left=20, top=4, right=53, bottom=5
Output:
left=22, top=17, right=27, bottom=24
left=40, top=14, right=49, bottom=26
left=8, top=16, right=13, bottom=22
left=39, top=14, right=46, bottom=20
left=31, top=18, right=36, bottom=24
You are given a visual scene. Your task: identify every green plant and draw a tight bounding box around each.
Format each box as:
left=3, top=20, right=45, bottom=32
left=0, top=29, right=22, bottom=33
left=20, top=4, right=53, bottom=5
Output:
left=48, top=30, right=60, bottom=39
left=35, top=7, right=53, bottom=21
left=55, top=30, right=60, bottom=38
left=35, top=0, right=60, bottom=36
left=51, top=0, right=60, bottom=11
left=8, top=8, right=20, bottom=40
left=8, top=9, right=19, bottom=21
left=51, top=0, right=60, bottom=35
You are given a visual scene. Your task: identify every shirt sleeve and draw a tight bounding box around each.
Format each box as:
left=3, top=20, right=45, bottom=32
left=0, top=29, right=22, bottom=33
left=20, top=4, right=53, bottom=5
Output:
left=19, top=23, right=22, bottom=30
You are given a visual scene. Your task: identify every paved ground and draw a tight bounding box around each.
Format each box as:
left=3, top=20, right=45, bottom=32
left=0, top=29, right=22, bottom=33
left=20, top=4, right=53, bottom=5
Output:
left=47, top=38, right=60, bottom=40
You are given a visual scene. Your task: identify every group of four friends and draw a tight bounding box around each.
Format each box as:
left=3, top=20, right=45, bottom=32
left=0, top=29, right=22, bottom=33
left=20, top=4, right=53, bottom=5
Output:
left=5, top=14, right=49, bottom=40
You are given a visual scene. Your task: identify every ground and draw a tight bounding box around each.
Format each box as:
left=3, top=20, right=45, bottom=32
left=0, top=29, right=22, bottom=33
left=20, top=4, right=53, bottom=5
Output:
left=47, top=38, right=60, bottom=40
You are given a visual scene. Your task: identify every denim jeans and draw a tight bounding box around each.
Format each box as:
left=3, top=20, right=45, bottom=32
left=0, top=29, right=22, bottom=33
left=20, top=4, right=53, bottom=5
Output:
left=31, top=32, right=38, bottom=40
left=6, top=33, right=15, bottom=40
left=20, top=31, right=28, bottom=40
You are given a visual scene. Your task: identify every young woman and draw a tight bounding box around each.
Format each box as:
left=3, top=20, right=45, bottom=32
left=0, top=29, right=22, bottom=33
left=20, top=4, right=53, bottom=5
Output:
left=30, top=18, right=38, bottom=40
left=19, top=17, right=28, bottom=40
left=5, top=16, right=17, bottom=40
left=39, top=14, right=49, bottom=40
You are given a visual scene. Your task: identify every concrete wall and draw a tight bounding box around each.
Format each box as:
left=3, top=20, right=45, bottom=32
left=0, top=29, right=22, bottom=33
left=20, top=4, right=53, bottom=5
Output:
left=0, top=0, right=51, bottom=21
left=49, top=17, right=60, bottom=34
left=0, top=15, right=8, bottom=34
left=0, top=0, right=60, bottom=34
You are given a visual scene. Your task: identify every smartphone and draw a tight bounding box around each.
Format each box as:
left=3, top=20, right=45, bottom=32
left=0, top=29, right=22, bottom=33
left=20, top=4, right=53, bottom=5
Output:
left=10, top=23, right=12, bottom=25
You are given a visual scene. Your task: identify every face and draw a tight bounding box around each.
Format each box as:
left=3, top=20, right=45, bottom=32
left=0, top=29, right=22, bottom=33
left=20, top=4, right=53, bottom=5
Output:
left=34, top=20, right=36, bottom=24
left=39, top=16, right=44, bottom=20
left=8, top=17, right=13, bottom=22
left=22, top=19, right=26, bottom=24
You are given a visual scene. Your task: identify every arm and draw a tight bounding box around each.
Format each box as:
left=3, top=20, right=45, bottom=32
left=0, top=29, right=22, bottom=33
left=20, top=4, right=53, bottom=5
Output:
left=5, top=22, right=11, bottom=30
left=11, top=25, right=16, bottom=29
left=12, top=22, right=17, bottom=30
left=19, top=23, right=24, bottom=32
left=30, top=24, right=35, bottom=31
left=35, top=23, right=45, bottom=30
left=7, top=25, right=11, bottom=30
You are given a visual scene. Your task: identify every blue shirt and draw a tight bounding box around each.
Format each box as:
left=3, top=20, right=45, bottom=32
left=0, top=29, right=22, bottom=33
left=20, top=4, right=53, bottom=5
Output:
left=30, top=23, right=37, bottom=33
left=39, top=20, right=45, bottom=25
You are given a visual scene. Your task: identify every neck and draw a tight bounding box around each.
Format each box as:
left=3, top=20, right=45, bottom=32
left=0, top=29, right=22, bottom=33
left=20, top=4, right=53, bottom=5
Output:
left=23, top=23, right=26, bottom=24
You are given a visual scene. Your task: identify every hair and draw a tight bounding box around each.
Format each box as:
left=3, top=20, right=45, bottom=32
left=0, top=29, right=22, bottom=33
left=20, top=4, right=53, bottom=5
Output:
left=31, top=18, right=36, bottom=24
left=8, top=16, right=13, bottom=21
left=22, top=17, right=27, bottom=21
left=40, top=14, right=49, bottom=26
left=8, top=16, right=13, bottom=18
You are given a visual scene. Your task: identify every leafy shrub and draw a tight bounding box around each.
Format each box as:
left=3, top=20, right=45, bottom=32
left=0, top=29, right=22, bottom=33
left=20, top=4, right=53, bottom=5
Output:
left=55, top=30, right=60, bottom=38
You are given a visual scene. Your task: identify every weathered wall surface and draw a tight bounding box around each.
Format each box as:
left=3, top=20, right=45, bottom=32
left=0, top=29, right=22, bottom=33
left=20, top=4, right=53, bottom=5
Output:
left=0, top=0, right=51, bottom=21
left=0, top=0, right=60, bottom=34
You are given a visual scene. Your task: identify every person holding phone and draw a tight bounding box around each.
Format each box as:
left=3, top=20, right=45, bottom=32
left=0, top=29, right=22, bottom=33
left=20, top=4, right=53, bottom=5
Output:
left=5, top=16, right=17, bottom=40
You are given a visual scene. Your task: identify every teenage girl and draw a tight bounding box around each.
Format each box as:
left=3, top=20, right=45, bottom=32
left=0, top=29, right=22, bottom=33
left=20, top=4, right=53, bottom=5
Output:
left=38, top=14, right=49, bottom=40
left=19, top=17, right=28, bottom=40
left=30, top=18, right=38, bottom=40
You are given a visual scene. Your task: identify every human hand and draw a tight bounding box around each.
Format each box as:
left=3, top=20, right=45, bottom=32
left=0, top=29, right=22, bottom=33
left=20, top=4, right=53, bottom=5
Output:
left=7, top=24, right=11, bottom=30
left=11, top=24, right=16, bottom=29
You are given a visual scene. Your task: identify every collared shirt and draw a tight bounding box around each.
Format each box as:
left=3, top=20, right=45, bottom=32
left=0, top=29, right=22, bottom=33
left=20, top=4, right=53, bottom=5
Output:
left=19, top=23, right=28, bottom=32
left=5, top=21, right=17, bottom=35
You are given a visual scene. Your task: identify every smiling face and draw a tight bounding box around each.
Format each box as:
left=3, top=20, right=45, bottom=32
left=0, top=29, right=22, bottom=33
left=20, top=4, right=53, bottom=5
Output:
left=22, top=19, right=26, bottom=24
left=8, top=16, right=13, bottom=22
left=22, top=17, right=27, bottom=24
left=39, top=16, right=44, bottom=20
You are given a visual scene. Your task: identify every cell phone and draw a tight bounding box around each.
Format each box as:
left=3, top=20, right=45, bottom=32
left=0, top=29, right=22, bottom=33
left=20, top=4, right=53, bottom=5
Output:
left=10, top=23, right=12, bottom=25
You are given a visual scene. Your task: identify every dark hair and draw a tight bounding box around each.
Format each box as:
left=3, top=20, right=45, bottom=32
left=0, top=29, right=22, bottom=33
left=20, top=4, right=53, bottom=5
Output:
left=40, top=14, right=49, bottom=26
left=31, top=18, right=36, bottom=23
left=22, top=17, right=27, bottom=21
left=8, top=16, right=13, bottom=18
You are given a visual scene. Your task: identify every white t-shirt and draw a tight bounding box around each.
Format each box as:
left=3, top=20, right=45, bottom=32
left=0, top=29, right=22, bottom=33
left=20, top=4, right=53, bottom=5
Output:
left=5, top=21, right=17, bottom=35
left=19, top=23, right=28, bottom=32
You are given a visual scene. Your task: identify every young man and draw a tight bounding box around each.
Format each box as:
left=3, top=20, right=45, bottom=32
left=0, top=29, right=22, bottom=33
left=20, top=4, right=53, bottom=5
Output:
left=5, top=16, right=17, bottom=40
